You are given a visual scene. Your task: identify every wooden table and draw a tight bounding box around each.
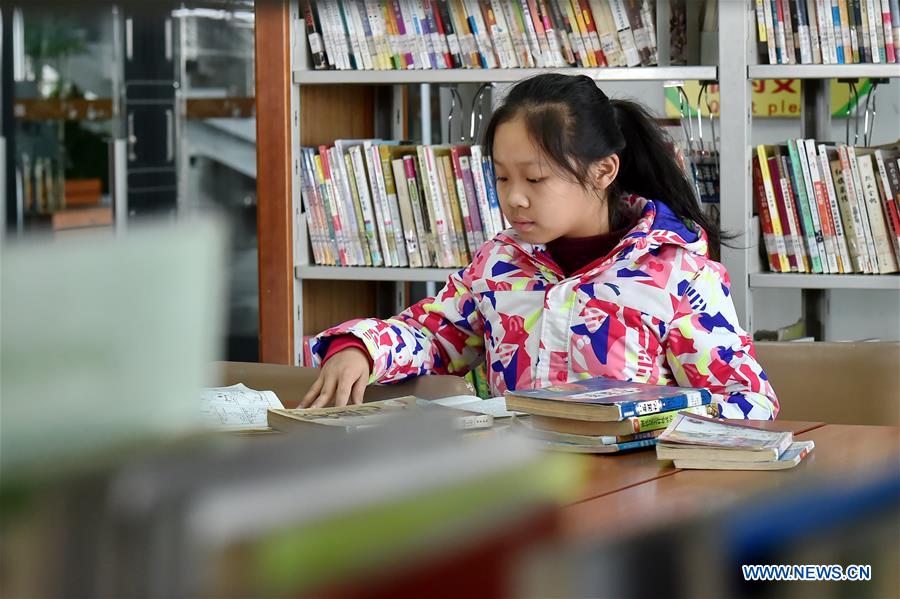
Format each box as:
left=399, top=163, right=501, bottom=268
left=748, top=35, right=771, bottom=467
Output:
left=562, top=423, right=900, bottom=541
left=569, top=419, right=827, bottom=505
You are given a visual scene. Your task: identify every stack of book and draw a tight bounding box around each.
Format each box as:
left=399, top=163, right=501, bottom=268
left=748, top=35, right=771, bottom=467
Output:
left=301, top=141, right=505, bottom=268
left=504, top=377, right=720, bottom=453
left=303, top=0, right=663, bottom=71
left=753, top=141, right=900, bottom=274
left=755, top=0, right=900, bottom=64
left=656, top=412, right=815, bottom=470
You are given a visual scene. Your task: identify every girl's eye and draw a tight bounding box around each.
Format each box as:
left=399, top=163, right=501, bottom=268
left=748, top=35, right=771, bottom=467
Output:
left=526, top=178, right=545, bottom=184
left=496, top=176, right=509, bottom=183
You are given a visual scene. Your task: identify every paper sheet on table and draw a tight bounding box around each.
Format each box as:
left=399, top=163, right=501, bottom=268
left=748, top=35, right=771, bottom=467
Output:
left=427, top=395, right=524, bottom=418
left=201, top=383, right=284, bottom=430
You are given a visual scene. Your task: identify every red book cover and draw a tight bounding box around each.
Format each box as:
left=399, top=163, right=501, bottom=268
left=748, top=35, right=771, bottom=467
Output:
left=768, top=155, right=800, bottom=270
left=753, top=155, right=782, bottom=272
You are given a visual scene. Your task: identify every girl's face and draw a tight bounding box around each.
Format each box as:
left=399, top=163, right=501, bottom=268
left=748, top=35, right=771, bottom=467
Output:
left=493, top=116, right=612, bottom=244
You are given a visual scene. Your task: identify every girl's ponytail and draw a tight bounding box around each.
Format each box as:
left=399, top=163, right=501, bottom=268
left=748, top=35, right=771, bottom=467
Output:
left=609, top=99, right=721, bottom=251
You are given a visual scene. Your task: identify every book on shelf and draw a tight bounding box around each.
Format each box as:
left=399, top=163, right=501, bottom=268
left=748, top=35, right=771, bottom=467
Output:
left=301, top=0, right=686, bottom=70
left=267, top=395, right=493, bottom=432
left=755, top=0, right=899, bottom=63
left=655, top=412, right=815, bottom=470
left=753, top=139, right=900, bottom=275
left=503, top=376, right=713, bottom=422
left=300, top=140, right=507, bottom=268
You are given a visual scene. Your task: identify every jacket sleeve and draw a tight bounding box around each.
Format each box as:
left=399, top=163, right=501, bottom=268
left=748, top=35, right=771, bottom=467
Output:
left=310, top=266, right=485, bottom=384
left=663, top=264, right=780, bottom=420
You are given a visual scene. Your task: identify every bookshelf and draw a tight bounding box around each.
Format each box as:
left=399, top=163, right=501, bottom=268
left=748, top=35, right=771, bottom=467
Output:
left=718, top=2, right=900, bottom=341
left=292, top=66, right=718, bottom=85
left=284, top=1, right=721, bottom=363
left=255, top=1, right=896, bottom=364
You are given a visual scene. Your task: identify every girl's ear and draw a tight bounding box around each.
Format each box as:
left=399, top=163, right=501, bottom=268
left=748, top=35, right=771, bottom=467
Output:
left=591, top=155, right=620, bottom=190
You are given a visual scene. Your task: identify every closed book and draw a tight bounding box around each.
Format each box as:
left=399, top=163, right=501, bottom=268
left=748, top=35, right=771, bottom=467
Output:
left=656, top=412, right=794, bottom=462
left=530, top=403, right=721, bottom=436
left=504, top=377, right=712, bottom=422
left=268, top=396, right=493, bottom=433
left=539, top=436, right=658, bottom=454
left=514, top=418, right=664, bottom=446
left=673, top=440, right=815, bottom=470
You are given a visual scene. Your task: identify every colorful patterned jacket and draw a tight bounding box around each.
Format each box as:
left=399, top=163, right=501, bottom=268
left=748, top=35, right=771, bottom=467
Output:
left=312, top=196, right=779, bottom=419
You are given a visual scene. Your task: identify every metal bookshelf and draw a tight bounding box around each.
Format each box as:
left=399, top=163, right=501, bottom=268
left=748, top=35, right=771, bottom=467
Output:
left=748, top=64, right=900, bottom=79
left=296, top=265, right=458, bottom=282
left=718, top=1, right=900, bottom=340
left=293, top=66, right=718, bottom=85
left=750, top=273, right=900, bottom=291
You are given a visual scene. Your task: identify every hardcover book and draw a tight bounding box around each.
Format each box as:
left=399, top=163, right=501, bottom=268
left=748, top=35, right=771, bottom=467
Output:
left=504, top=377, right=712, bottom=422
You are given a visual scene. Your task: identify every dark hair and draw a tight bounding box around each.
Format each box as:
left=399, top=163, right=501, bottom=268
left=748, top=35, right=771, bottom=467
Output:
left=483, top=73, right=722, bottom=252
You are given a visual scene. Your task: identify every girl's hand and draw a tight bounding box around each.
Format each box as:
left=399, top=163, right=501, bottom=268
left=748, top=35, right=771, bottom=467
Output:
left=301, top=348, right=371, bottom=408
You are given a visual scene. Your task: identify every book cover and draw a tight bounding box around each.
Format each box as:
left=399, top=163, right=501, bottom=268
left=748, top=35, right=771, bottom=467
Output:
left=673, top=440, right=815, bottom=470
left=656, top=412, right=794, bottom=462
left=505, top=377, right=712, bottom=422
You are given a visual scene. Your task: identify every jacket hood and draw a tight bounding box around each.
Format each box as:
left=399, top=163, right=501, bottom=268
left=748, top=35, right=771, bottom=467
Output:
left=496, top=195, right=709, bottom=277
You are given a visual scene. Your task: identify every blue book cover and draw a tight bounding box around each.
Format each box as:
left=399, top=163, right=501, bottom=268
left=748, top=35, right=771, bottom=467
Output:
left=540, top=436, right=659, bottom=454
left=506, top=377, right=712, bottom=421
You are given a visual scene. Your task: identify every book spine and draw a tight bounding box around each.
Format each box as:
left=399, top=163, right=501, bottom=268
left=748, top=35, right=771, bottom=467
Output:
left=314, top=151, right=348, bottom=265
left=891, top=0, right=900, bottom=59
left=344, top=152, right=373, bottom=264
left=817, top=145, right=853, bottom=272
left=837, top=145, right=873, bottom=271
left=379, top=146, right=410, bottom=266
left=502, top=0, right=532, bottom=66
left=349, top=146, right=383, bottom=266
left=764, top=0, right=780, bottom=62
left=299, top=149, right=326, bottom=265
left=795, top=139, right=829, bottom=268
left=418, top=146, right=453, bottom=266
left=608, top=0, right=642, bottom=65
left=845, top=0, right=860, bottom=61
left=858, top=153, right=898, bottom=271
left=305, top=0, right=330, bottom=69
left=846, top=145, right=880, bottom=270
left=391, top=158, right=424, bottom=266
left=794, top=0, right=814, bottom=62
left=434, top=0, right=462, bottom=68
left=779, top=153, right=811, bottom=271
left=330, top=146, right=366, bottom=264
left=404, top=155, right=435, bottom=266
left=837, top=0, right=855, bottom=60
left=627, top=403, right=720, bottom=433
left=439, top=155, right=469, bottom=264
left=802, top=140, right=840, bottom=272
left=448, top=151, right=479, bottom=257
left=781, top=0, right=798, bottom=63
left=617, top=391, right=711, bottom=420
left=786, top=140, right=824, bottom=271
left=769, top=155, right=801, bottom=270
left=882, top=0, right=897, bottom=60
left=816, top=0, right=835, bottom=62
left=806, top=0, right=823, bottom=62
left=458, top=154, right=487, bottom=245
left=547, top=0, right=577, bottom=65
left=757, top=146, right=792, bottom=271
left=581, top=0, right=611, bottom=67
left=364, top=142, right=397, bottom=265
left=866, top=0, right=882, bottom=61
left=753, top=155, right=783, bottom=271
left=880, top=152, right=900, bottom=255
left=830, top=158, right=864, bottom=271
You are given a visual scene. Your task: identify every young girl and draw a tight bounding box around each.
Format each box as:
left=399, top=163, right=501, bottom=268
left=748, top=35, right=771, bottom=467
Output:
left=302, top=74, right=778, bottom=420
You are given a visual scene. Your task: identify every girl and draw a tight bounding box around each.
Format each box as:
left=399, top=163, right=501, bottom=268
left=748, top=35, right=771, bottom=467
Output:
left=302, top=74, right=778, bottom=420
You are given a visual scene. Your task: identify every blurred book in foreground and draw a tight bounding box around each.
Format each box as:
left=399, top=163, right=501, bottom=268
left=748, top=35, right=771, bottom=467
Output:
left=200, top=383, right=284, bottom=431
left=656, top=413, right=815, bottom=470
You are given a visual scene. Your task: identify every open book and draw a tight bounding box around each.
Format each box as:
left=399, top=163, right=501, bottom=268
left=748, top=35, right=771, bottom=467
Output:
left=200, top=383, right=284, bottom=431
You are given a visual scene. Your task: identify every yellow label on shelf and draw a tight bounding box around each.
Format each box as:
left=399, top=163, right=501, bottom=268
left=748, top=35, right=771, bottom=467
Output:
left=665, top=79, right=872, bottom=119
